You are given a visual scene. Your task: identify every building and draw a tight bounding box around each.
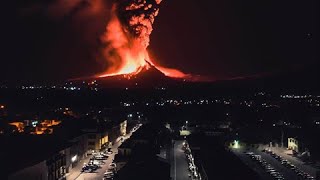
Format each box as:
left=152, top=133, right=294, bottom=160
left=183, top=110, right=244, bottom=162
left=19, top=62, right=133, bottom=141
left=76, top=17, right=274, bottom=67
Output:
left=114, top=140, right=133, bottom=170
left=82, top=128, right=109, bottom=153
left=120, top=120, right=127, bottom=136
left=8, top=148, right=70, bottom=180
left=116, top=155, right=171, bottom=180
left=188, top=134, right=260, bottom=180
left=46, top=149, right=69, bottom=180
left=115, top=124, right=171, bottom=180
left=118, top=140, right=132, bottom=157
left=7, top=119, right=61, bottom=135
left=4, top=117, right=134, bottom=179
left=288, top=137, right=299, bottom=152
left=108, top=120, right=128, bottom=144
left=3, top=135, right=71, bottom=180
left=68, top=134, right=87, bottom=170
left=8, top=161, right=48, bottom=180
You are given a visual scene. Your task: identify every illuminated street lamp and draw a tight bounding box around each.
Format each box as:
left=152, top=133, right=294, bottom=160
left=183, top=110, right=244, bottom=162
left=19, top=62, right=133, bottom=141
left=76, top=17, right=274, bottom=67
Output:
left=71, top=155, right=77, bottom=162
left=233, top=140, right=240, bottom=149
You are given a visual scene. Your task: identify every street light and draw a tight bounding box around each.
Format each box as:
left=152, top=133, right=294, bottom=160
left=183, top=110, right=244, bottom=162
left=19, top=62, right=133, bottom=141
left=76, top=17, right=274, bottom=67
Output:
left=233, top=140, right=240, bottom=149
left=71, top=155, right=77, bottom=162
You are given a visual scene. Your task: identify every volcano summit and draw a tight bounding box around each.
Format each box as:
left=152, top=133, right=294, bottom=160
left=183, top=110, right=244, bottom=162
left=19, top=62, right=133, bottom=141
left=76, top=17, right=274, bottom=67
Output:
left=97, top=0, right=189, bottom=79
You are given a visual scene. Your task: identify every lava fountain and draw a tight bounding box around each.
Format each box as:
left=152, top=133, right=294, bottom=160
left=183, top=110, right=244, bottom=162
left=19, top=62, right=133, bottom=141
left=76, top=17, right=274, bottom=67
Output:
left=97, top=0, right=189, bottom=79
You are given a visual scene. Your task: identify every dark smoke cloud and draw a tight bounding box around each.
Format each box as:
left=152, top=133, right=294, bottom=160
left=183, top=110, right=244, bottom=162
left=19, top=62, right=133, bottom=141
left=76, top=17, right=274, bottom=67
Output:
left=20, top=0, right=105, bottom=20
left=117, top=0, right=163, bottom=48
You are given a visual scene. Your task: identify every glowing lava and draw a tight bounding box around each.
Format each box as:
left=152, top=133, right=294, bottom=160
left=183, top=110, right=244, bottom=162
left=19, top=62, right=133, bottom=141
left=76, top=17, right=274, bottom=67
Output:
left=97, top=0, right=188, bottom=79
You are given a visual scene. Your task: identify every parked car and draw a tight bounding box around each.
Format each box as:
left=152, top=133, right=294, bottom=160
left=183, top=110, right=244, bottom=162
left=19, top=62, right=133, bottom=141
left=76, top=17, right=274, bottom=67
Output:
left=95, top=155, right=107, bottom=160
left=104, top=171, right=114, bottom=178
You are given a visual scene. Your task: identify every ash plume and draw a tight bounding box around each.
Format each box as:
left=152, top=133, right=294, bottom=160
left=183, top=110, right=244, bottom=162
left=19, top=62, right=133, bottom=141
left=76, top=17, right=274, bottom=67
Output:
left=98, top=0, right=189, bottom=79
left=19, top=0, right=191, bottom=80
left=117, top=0, right=163, bottom=48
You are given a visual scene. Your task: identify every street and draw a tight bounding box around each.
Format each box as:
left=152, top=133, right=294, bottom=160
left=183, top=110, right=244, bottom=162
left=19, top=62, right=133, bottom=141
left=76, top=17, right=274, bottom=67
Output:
left=66, top=124, right=142, bottom=180
left=75, top=142, right=118, bottom=180
left=172, top=140, right=191, bottom=180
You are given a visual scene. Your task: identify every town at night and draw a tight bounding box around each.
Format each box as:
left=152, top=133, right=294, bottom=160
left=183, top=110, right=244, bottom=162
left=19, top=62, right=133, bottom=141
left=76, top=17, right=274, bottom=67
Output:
left=1, top=0, right=319, bottom=180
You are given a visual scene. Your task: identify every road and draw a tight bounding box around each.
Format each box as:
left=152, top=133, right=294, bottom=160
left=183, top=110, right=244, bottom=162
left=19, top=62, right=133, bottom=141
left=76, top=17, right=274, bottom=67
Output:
left=66, top=124, right=142, bottom=180
left=172, top=140, right=191, bottom=180
left=76, top=143, right=118, bottom=180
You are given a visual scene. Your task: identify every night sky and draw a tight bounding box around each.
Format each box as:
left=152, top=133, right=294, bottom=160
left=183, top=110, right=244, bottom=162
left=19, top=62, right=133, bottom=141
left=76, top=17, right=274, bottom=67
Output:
left=1, top=0, right=319, bottom=82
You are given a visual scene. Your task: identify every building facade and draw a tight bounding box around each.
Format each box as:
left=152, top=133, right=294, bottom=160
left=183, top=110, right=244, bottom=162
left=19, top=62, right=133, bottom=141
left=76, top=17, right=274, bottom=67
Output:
left=47, top=148, right=69, bottom=180
left=288, top=137, right=299, bottom=152
left=82, top=128, right=109, bottom=154
left=8, top=161, right=48, bottom=180
left=8, top=147, right=70, bottom=180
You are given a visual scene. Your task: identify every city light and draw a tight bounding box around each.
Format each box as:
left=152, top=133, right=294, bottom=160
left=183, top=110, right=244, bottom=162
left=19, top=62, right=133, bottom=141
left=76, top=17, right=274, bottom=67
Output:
left=1, top=0, right=318, bottom=179
left=71, top=155, right=77, bottom=162
left=233, top=140, right=240, bottom=149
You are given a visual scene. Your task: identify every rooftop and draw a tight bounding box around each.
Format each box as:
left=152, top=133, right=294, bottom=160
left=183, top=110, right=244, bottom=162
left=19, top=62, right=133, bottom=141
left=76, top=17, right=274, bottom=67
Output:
left=0, top=135, right=71, bottom=178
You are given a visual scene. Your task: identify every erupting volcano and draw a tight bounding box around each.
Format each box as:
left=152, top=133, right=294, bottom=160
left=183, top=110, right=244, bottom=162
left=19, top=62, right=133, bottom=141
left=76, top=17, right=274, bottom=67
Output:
left=97, top=0, right=189, bottom=79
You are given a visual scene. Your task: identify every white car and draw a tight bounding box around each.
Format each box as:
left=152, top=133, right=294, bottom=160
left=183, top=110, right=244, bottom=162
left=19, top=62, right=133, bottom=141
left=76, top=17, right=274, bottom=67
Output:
left=106, top=151, right=113, bottom=155
left=104, top=171, right=114, bottom=176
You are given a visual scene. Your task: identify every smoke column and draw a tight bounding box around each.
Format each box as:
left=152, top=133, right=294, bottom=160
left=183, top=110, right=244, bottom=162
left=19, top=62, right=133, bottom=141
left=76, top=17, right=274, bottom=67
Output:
left=98, top=0, right=189, bottom=78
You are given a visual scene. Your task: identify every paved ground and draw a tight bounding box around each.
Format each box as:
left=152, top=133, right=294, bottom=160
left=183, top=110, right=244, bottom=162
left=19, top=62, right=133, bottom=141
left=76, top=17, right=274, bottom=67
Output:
left=260, top=146, right=319, bottom=178
left=232, top=147, right=303, bottom=180
left=273, top=148, right=319, bottom=177
left=254, top=149, right=299, bottom=180
left=66, top=155, right=93, bottom=180
left=66, top=124, right=142, bottom=180
left=172, top=140, right=191, bottom=180
left=232, top=148, right=273, bottom=180
left=234, top=145, right=320, bottom=180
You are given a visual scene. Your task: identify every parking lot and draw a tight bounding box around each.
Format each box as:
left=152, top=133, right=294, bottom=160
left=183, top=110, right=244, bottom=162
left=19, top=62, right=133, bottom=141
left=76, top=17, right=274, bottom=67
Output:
left=233, top=149, right=274, bottom=180
left=262, top=146, right=319, bottom=178
left=232, top=146, right=317, bottom=180
left=259, top=148, right=316, bottom=180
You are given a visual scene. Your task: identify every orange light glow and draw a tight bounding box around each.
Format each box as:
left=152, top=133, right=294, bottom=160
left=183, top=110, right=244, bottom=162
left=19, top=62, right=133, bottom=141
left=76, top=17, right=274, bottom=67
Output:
left=9, top=122, right=24, bottom=133
left=97, top=3, right=189, bottom=79
left=41, top=120, right=61, bottom=127
left=98, top=12, right=150, bottom=78
left=147, top=58, right=189, bottom=78
left=9, top=120, right=60, bottom=135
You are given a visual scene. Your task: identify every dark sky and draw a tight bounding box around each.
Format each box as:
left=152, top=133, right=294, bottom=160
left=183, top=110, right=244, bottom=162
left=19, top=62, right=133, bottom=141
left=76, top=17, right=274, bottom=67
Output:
left=1, top=0, right=319, bottom=82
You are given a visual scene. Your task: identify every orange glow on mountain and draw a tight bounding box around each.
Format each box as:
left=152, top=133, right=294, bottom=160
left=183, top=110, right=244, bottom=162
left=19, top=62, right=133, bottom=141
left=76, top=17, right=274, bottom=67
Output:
left=97, top=1, right=189, bottom=79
